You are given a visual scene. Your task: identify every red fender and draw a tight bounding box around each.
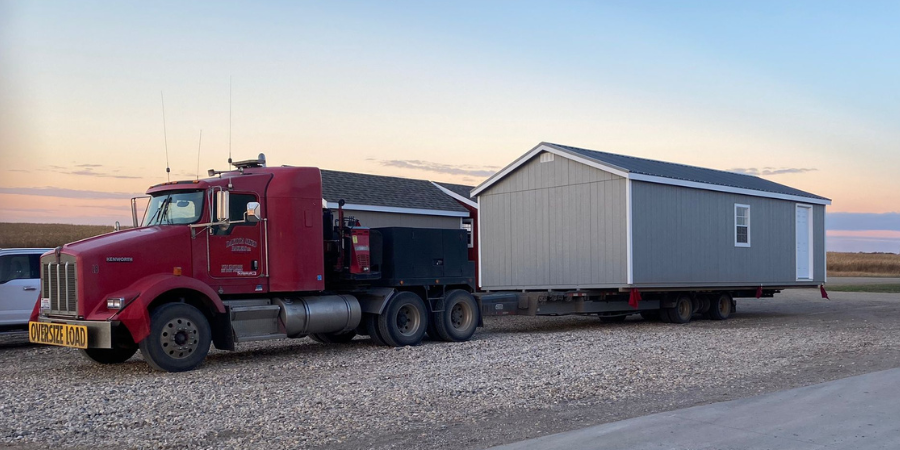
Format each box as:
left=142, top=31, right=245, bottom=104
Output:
left=110, top=274, right=225, bottom=343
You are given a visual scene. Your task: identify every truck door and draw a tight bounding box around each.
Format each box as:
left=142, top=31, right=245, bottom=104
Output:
left=207, top=193, right=265, bottom=282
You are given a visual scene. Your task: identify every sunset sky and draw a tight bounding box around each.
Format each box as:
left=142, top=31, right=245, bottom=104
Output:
left=1, top=1, right=898, bottom=252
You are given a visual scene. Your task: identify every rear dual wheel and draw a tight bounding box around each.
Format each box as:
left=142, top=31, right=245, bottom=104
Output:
left=706, top=293, right=734, bottom=320
left=370, top=291, right=428, bottom=347
left=432, top=290, right=479, bottom=342
left=663, top=295, right=693, bottom=324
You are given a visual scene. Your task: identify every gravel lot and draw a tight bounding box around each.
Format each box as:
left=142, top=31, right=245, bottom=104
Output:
left=2, top=288, right=900, bottom=450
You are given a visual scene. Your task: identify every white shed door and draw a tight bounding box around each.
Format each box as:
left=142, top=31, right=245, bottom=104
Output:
left=796, top=205, right=812, bottom=280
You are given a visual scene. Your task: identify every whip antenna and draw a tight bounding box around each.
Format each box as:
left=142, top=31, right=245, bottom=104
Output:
left=161, top=91, right=171, bottom=181
left=196, top=130, right=202, bottom=180
left=228, top=76, right=233, bottom=166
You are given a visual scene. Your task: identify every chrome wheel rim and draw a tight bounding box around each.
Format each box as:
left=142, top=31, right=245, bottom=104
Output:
left=677, top=298, right=691, bottom=319
left=160, top=317, right=199, bottom=359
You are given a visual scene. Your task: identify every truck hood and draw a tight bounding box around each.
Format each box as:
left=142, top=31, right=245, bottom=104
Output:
left=58, top=226, right=194, bottom=319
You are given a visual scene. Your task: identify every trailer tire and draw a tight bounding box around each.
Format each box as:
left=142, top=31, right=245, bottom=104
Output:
left=433, top=290, right=479, bottom=342
left=697, top=297, right=711, bottom=316
left=365, top=313, right=393, bottom=346
left=139, top=303, right=211, bottom=372
left=377, top=291, right=428, bottom=346
left=665, top=295, right=693, bottom=324
left=707, top=293, right=733, bottom=320
left=309, top=331, right=357, bottom=344
left=80, top=346, right=138, bottom=365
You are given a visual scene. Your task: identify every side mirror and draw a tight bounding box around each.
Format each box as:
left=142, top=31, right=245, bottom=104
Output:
left=245, top=202, right=260, bottom=223
left=215, top=190, right=230, bottom=222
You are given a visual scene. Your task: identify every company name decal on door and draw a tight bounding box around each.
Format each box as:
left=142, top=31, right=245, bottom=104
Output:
left=221, top=264, right=257, bottom=276
left=226, top=237, right=258, bottom=253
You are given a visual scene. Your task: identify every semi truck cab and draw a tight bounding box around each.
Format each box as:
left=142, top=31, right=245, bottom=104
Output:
left=29, top=156, right=479, bottom=372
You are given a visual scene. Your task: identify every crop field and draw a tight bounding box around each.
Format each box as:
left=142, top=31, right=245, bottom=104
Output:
left=827, top=251, right=900, bottom=277
left=0, top=222, right=114, bottom=248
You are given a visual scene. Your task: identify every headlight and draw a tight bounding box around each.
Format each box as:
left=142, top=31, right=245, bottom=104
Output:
left=107, top=297, right=125, bottom=310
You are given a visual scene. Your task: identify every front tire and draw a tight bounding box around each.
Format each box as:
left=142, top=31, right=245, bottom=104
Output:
left=139, top=303, right=211, bottom=372
left=80, top=346, right=138, bottom=364
left=377, top=291, right=428, bottom=346
left=433, top=290, right=479, bottom=342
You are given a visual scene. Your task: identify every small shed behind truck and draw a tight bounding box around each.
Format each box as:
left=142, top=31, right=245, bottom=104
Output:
left=472, top=142, right=831, bottom=291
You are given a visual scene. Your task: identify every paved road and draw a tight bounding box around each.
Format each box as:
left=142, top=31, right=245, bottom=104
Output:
left=490, top=368, right=900, bottom=450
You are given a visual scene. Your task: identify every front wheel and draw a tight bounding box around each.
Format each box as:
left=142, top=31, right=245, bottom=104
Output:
left=80, top=346, right=138, bottom=364
left=139, top=303, right=211, bottom=372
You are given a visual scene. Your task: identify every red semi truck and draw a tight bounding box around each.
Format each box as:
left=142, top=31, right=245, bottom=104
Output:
left=28, top=157, right=480, bottom=371
left=29, top=155, right=799, bottom=372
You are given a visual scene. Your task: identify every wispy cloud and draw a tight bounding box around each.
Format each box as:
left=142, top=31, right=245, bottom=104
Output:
left=826, top=212, right=900, bottom=231
left=75, top=164, right=103, bottom=168
left=730, top=167, right=817, bottom=176
left=7, top=169, right=30, bottom=173
left=0, top=187, right=140, bottom=200
left=375, top=159, right=499, bottom=178
left=36, top=163, right=143, bottom=179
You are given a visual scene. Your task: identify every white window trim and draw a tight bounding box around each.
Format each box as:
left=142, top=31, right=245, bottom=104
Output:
left=734, top=204, right=751, bottom=247
left=796, top=203, right=814, bottom=281
left=461, top=218, right=474, bottom=249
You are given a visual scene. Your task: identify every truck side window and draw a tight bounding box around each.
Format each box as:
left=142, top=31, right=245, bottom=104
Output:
left=212, top=193, right=258, bottom=235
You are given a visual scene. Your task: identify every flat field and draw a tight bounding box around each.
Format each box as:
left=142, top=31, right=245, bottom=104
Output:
left=827, top=251, right=900, bottom=277
left=0, top=222, right=113, bottom=248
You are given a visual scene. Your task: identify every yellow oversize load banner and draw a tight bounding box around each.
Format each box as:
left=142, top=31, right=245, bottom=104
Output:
left=28, top=321, right=88, bottom=349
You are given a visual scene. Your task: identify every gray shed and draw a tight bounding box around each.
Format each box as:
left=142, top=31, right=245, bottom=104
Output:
left=472, top=142, right=831, bottom=291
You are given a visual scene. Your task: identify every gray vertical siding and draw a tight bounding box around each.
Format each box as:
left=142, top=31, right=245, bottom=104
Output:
left=479, top=152, right=628, bottom=290
left=631, top=181, right=827, bottom=286
left=337, top=210, right=462, bottom=229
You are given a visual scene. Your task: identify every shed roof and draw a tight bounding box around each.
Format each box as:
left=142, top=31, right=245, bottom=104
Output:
left=321, top=170, right=469, bottom=215
left=472, top=142, right=831, bottom=205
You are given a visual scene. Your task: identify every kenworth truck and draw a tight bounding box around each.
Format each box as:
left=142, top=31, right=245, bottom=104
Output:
left=29, top=156, right=479, bottom=371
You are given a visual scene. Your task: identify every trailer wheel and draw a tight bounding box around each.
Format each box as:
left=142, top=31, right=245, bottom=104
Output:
left=707, top=293, right=733, bottom=320
left=80, top=346, right=138, bottom=364
left=377, top=291, right=428, bottom=346
left=696, top=297, right=711, bottom=316
left=309, top=331, right=357, bottom=344
left=139, top=303, right=211, bottom=372
left=665, top=295, right=693, bottom=324
left=433, top=290, right=479, bottom=342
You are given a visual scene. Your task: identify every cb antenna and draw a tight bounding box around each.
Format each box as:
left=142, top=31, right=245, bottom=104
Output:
left=161, top=91, right=171, bottom=181
left=228, top=76, right=233, bottom=166
left=196, top=130, right=202, bottom=180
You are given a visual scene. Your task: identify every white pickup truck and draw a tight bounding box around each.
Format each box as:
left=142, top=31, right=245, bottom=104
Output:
left=0, top=248, right=50, bottom=328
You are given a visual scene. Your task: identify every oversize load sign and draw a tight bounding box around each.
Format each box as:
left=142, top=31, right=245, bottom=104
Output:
left=28, top=322, right=88, bottom=349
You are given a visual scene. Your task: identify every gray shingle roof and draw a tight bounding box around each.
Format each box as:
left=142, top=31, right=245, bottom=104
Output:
left=548, top=143, right=830, bottom=201
left=321, top=170, right=469, bottom=213
left=433, top=182, right=475, bottom=200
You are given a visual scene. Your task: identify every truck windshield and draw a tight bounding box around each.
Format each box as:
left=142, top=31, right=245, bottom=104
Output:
left=143, top=191, right=204, bottom=226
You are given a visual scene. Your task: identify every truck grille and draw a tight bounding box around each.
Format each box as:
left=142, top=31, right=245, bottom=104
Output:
left=42, top=262, right=78, bottom=316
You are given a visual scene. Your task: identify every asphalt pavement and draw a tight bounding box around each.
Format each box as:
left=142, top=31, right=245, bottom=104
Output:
left=489, top=367, right=900, bottom=450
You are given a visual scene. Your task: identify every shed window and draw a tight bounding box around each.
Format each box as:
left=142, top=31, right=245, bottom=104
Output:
left=735, top=204, right=750, bottom=247
left=540, top=153, right=554, bottom=163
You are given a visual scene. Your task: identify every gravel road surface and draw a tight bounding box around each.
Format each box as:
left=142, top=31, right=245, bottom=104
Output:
left=2, top=289, right=900, bottom=450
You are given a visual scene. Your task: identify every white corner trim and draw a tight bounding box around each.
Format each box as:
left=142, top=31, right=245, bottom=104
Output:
left=477, top=195, right=483, bottom=289
left=471, top=143, right=630, bottom=196
left=323, top=202, right=469, bottom=217
left=626, top=179, right=633, bottom=285
left=431, top=181, right=478, bottom=209
left=630, top=174, right=832, bottom=205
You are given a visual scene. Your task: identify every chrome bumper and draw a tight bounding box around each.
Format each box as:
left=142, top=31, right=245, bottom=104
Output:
left=38, top=317, right=114, bottom=349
